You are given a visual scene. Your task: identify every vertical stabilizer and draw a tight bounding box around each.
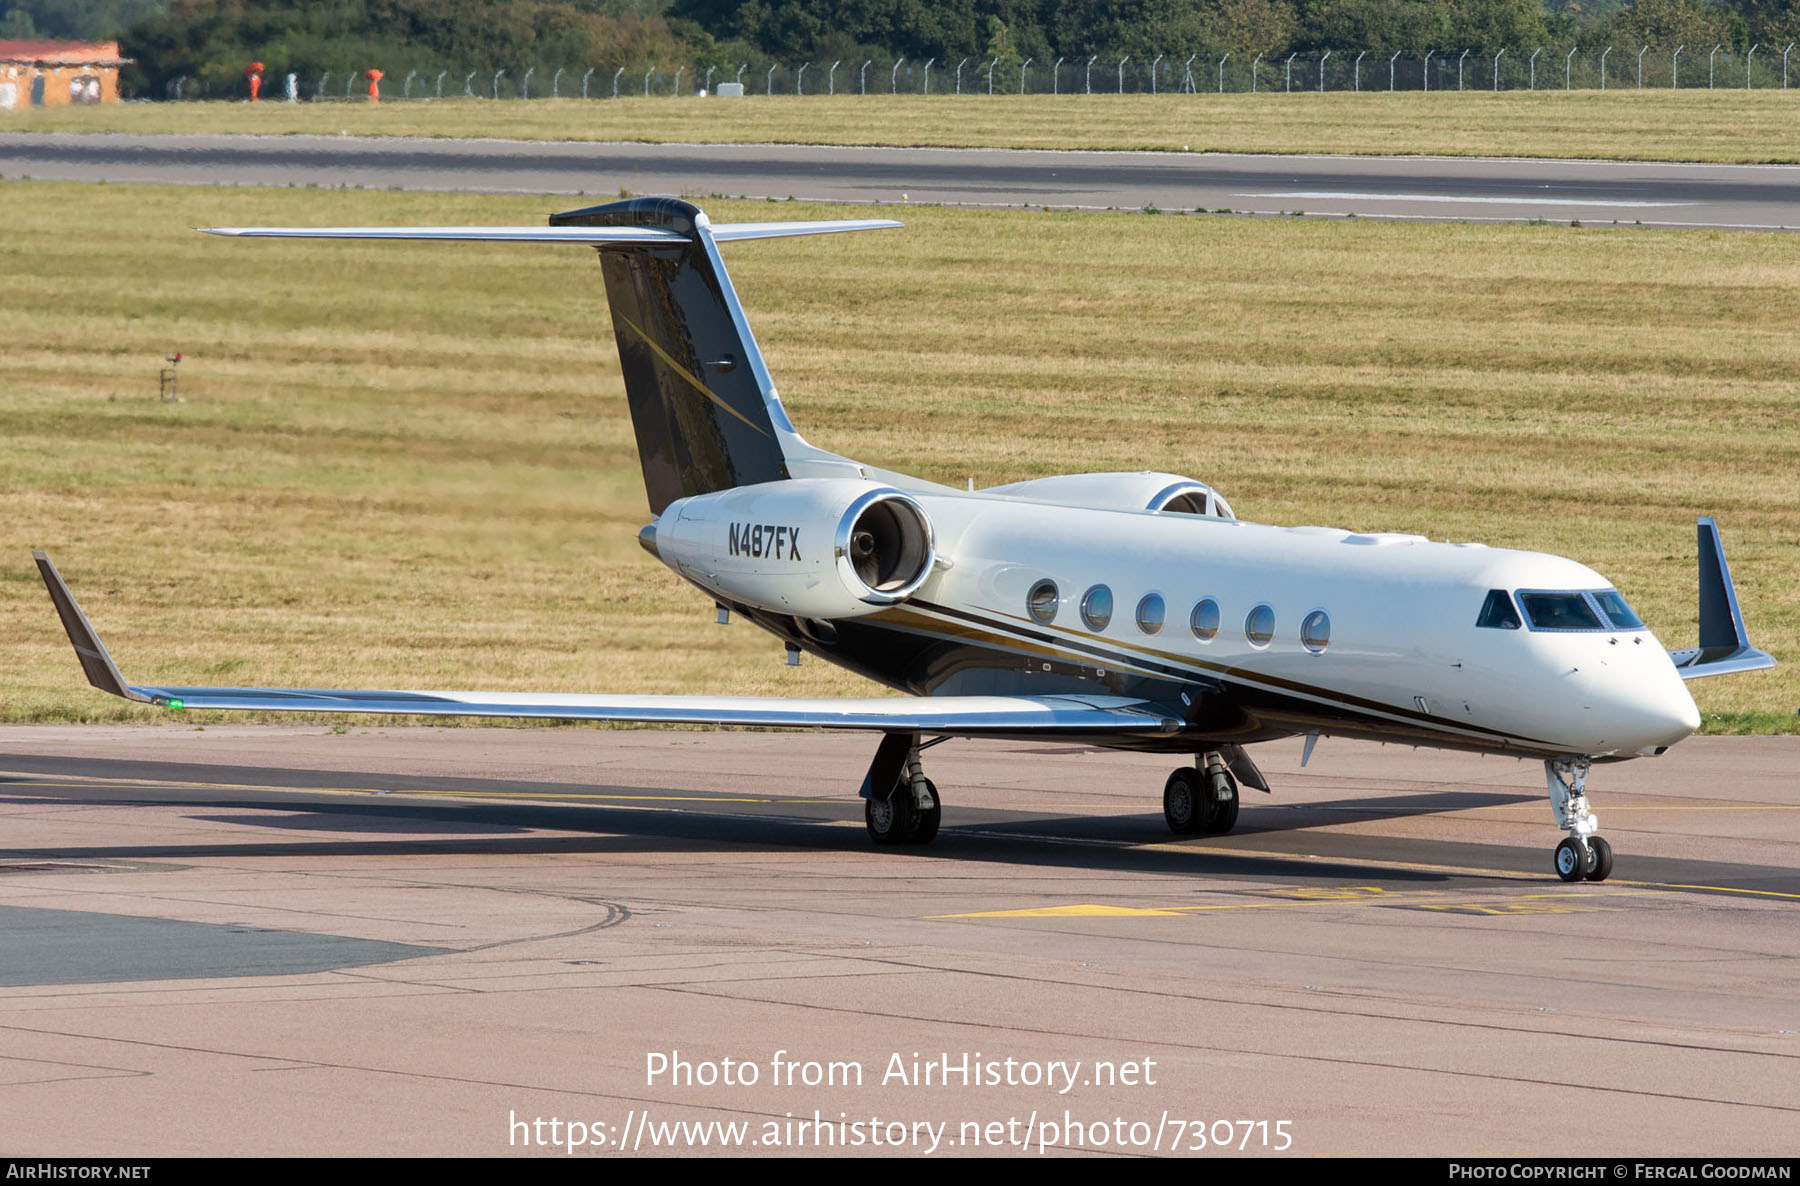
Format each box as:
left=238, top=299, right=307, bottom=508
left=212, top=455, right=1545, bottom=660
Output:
left=551, top=197, right=789, bottom=514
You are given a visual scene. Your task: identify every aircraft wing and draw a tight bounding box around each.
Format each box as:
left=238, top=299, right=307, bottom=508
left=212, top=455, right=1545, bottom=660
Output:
left=1667, top=518, right=1777, bottom=681
left=32, top=551, right=1180, bottom=738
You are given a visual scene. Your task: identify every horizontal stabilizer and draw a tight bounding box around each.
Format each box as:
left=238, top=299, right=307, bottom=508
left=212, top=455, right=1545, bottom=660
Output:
left=34, top=552, right=1178, bottom=737
left=199, top=219, right=901, bottom=245
left=1667, top=518, right=1776, bottom=681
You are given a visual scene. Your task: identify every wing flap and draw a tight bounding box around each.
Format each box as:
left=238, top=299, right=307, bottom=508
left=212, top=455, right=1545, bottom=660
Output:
left=34, top=551, right=1176, bottom=737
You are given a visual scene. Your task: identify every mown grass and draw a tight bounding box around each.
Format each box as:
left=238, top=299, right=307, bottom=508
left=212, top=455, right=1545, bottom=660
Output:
left=2, top=182, right=1794, bottom=730
left=8, top=91, right=1800, bottom=163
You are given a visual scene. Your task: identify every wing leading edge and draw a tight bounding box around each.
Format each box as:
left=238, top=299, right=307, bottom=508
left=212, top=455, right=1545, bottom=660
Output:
left=31, top=552, right=1179, bottom=738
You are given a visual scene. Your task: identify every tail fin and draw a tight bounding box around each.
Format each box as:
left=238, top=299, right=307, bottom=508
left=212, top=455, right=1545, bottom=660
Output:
left=553, top=197, right=786, bottom=513
left=202, top=200, right=900, bottom=514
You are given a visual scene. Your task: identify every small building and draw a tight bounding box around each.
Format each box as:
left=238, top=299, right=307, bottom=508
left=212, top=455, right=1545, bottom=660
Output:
left=0, top=40, right=131, bottom=109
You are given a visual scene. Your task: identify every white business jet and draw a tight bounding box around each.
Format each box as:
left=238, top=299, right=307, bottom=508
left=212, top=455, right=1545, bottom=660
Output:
left=34, top=198, right=1776, bottom=882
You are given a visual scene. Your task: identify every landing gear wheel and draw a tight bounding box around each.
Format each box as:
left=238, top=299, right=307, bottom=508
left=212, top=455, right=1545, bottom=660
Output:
left=1203, top=772, right=1240, bottom=836
left=907, top=778, right=941, bottom=845
left=866, top=787, right=917, bottom=845
left=1554, top=836, right=1589, bottom=883
left=1584, top=835, right=1614, bottom=883
left=1164, top=769, right=1203, bottom=834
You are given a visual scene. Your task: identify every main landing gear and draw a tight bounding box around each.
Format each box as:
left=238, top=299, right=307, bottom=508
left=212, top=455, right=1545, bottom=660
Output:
left=1546, top=758, right=1613, bottom=883
left=1163, top=752, right=1240, bottom=836
left=862, top=732, right=942, bottom=846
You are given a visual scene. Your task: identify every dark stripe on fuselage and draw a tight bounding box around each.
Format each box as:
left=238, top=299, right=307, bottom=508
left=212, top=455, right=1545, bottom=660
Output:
left=889, top=598, right=1563, bottom=755
left=911, top=598, right=1537, bottom=745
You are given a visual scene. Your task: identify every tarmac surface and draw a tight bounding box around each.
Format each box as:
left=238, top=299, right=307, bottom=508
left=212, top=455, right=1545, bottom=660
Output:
left=4, top=132, right=1800, bottom=230
left=1, top=724, right=1796, bottom=1157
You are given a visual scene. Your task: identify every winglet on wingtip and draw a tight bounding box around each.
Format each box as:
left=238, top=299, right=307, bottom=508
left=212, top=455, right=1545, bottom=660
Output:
left=31, top=551, right=148, bottom=703
left=1668, top=518, right=1776, bottom=681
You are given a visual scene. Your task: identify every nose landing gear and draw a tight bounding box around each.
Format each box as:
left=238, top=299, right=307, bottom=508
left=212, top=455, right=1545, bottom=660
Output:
left=1546, top=758, right=1613, bottom=882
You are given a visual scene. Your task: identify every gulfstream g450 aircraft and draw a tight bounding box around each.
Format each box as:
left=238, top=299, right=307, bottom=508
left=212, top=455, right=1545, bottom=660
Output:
left=35, top=198, right=1776, bottom=883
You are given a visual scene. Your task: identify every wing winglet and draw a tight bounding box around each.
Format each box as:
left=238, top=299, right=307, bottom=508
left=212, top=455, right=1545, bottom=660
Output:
left=1667, top=518, right=1776, bottom=681
left=32, top=551, right=151, bottom=703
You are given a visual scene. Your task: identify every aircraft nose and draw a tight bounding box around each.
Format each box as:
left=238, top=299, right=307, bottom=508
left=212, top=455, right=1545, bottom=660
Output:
left=1614, top=669, right=1701, bottom=753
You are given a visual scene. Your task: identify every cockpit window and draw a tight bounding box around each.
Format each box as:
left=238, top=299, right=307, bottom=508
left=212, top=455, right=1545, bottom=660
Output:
left=1519, top=592, right=1604, bottom=632
left=1592, top=590, right=1645, bottom=630
left=1476, top=589, right=1522, bottom=630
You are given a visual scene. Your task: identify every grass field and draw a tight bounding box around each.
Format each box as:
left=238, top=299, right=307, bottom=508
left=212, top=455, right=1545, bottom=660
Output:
left=2, top=182, right=1795, bottom=731
left=8, top=91, right=1800, bottom=163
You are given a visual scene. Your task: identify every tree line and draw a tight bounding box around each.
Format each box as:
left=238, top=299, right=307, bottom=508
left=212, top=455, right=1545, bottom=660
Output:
left=9, top=0, right=1795, bottom=98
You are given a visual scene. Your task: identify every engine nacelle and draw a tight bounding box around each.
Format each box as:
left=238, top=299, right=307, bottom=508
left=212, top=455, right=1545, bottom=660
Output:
left=981, top=471, right=1235, bottom=520
left=649, top=479, right=936, bottom=619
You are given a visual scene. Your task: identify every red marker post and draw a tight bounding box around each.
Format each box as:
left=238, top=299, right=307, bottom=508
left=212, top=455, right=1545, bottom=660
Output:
left=366, top=68, right=382, bottom=103
left=246, top=61, right=264, bottom=102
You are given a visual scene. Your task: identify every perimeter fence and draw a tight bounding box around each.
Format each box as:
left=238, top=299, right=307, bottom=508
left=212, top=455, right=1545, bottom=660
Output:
left=162, top=43, right=1800, bottom=102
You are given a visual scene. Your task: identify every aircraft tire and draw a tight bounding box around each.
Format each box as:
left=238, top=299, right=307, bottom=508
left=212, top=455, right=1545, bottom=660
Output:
left=907, top=778, right=941, bottom=845
left=1554, top=836, right=1588, bottom=882
left=1584, top=835, right=1614, bottom=882
left=866, top=786, right=917, bottom=845
left=1202, top=777, right=1240, bottom=836
left=1163, top=768, right=1204, bottom=834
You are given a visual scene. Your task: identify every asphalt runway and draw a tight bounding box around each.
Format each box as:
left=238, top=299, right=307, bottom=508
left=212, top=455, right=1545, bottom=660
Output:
left=1, top=725, right=1796, bottom=1156
left=5, top=132, right=1800, bottom=230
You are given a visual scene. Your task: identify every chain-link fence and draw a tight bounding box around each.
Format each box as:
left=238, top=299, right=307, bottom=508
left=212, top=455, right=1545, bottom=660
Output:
left=165, top=44, right=1800, bottom=102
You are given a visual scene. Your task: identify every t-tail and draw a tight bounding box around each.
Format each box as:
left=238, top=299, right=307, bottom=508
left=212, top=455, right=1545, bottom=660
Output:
left=201, top=198, right=901, bottom=513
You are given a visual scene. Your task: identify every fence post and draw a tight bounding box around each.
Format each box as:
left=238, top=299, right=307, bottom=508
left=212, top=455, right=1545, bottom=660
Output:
left=1785, top=43, right=1795, bottom=88
left=404, top=69, right=416, bottom=99
left=771, top=62, right=780, bottom=95
left=1422, top=50, right=1432, bottom=92
left=1458, top=48, right=1467, bottom=90
left=436, top=70, right=447, bottom=99
left=1709, top=44, right=1721, bottom=89
left=522, top=66, right=533, bottom=99
left=1150, top=54, right=1161, bottom=95
left=1252, top=53, right=1261, bottom=93
left=674, top=66, right=683, bottom=96
left=1053, top=57, right=1064, bottom=94
left=1355, top=49, right=1366, bottom=91
left=1529, top=47, right=1540, bottom=89
left=491, top=69, right=502, bottom=99
left=956, top=58, right=967, bottom=94
left=1219, top=53, right=1230, bottom=93
left=1637, top=45, right=1647, bottom=88
left=1599, top=46, right=1610, bottom=90
left=645, top=67, right=654, bottom=98
left=1494, top=47, right=1504, bottom=90
left=1320, top=49, right=1331, bottom=90
left=1389, top=51, right=1399, bottom=91
left=1747, top=43, right=1757, bottom=88
left=1183, top=53, right=1196, bottom=93
left=859, top=60, right=868, bottom=94
left=893, top=58, right=904, bottom=94
left=1565, top=47, right=1578, bottom=90
left=705, top=66, right=714, bottom=93
left=612, top=66, right=623, bottom=98
left=919, top=59, right=929, bottom=94
left=1117, top=56, right=1128, bottom=94
left=1285, top=52, right=1295, bottom=92
left=738, top=63, right=748, bottom=89
left=1086, top=55, right=1097, bottom=94
left=463, top=69, right=475, bottom=97
left=795, top=62, right=805, bottom=95
left=987, top=58, right=997, bottom=95
left=1021, top=57, right=1032, bottom=93
left=345, top=73, right=354, bottom=100
left=1672, top=46, right=1683, bottom=88
left=828, top=60, right=839, bottom=95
